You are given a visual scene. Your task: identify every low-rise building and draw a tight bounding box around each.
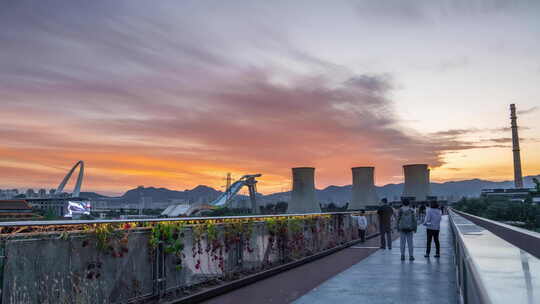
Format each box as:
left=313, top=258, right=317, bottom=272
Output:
left=481, top=188, right=539, bottom=203
left=0, top=200, right=40, bottom=220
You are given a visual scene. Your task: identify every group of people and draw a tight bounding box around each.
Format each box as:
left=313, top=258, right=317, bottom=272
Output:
left=353, top=198, right=443, bottom=261
left=418, top=203, right=445, bottom=222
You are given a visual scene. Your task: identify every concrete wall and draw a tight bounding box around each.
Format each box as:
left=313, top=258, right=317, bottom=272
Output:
left=288, top=167, right=321, bottom=213
left=0, top=213, right=380, bottom=304
left=349, top=167, right=379, bottom=209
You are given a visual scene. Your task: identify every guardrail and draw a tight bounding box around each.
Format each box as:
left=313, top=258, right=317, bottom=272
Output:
left=0, top=212, right=363, bottom=227
left=449, top=209, right=540, bottom=304
left=0, top=212, right=382, bottom=304
left=452, top=209, right=540, bottom=259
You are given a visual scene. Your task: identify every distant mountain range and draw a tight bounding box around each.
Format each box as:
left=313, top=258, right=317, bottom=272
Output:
left=81, top=174, right=540, bottom=207
left=81, top=185, right=221, bottom=205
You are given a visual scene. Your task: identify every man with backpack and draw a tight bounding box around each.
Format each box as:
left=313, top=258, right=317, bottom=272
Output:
left=398, top=198, right=417, bottom=261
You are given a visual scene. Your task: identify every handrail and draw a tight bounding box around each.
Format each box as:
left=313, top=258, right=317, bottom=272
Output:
left=449, top=209, right=540, bottom=304
left=449, top=210, right=492, bottom=304
left=452, top=209, right=540, bottom=259
left=0, top=211, right=375, bottom=227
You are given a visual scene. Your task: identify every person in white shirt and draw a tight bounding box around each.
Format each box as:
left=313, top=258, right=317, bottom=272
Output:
left=353, top=210, right=368, bottom=242
left=423, top=201, right=443, bottom=258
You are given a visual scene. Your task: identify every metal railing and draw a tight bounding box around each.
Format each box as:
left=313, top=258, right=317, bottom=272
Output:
left=0, top=211, right=378, bottom=303
left=0, top=211, right=369, bottom=228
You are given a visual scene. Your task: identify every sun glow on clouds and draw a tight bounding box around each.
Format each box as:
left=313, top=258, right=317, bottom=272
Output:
left=0, top=1, right=539, bottom=195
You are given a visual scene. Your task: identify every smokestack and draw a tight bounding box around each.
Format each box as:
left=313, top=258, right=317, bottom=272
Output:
left=510, top=104, right=524, bottom=188
left=349, top=167, right=379, bottom=209
left=402, top=164, right=430, bottom=201
left=288, top=167, right=321, bottom=213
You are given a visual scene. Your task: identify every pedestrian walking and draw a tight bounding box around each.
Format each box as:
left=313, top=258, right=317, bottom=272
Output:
left=377, top=198, right=394, bottom=250
left=353, top=210, right=368, bottom=242
left=424, top=201, right=442, bottom=258
left=398, top=198, right=417, bottom=261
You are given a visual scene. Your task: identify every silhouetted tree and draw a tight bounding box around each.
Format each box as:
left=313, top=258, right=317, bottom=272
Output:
left=275, top=201, right=288, bottom=213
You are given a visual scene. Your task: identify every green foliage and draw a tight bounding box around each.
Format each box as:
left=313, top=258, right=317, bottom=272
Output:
left=43, top=208, right=58, bottom=220
left=95, top=224, right=116, bottom=251
left=206, top=207, right=252, bottom=216
left=275, top=202, right=288, bottom=213
left=533, top=178, right=540, bottom=193
left=266, top=217, right=285, bottom=235
left=454, top=197, right=540, bottom=230
left=321, top=203, right=348, bottom=212
left=149, top=222, right=185, bottom=270
left=260, top=202, right=288, bottom=214
left=150, top=222, right=185, bottom=255
left=80, top=214, right=94, bottom=220
left=206, top=222, right=218, bottom=241
left=288, top=218, right=303, bottom=234
left=453, top=197, right=490, bottom=216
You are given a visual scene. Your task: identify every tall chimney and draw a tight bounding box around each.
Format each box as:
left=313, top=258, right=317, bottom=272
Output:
left=510, top=104, right=524, bottom=188
left=349, top=167, right=379, bottom=209
left=402, top=164, right=430, bottom=201
left=288, top=167, right=321, bottom=213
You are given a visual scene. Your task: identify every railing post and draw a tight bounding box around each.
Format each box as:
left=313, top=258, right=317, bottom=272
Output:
left=153, top=242, right=166, bottom=298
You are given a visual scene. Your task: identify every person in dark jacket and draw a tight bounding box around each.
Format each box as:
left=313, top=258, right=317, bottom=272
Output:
left=377, top=198, right=394, bottom=249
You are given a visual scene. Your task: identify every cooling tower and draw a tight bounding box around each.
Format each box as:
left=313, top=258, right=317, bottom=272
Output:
left=288, top=167, right=321, bottom=213
left=402, top=164, right=430, bottom=201
left=349, top=167, right=379, bottom=210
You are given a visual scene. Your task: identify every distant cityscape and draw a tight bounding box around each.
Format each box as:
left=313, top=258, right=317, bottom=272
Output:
left=3, top=174, right=540, bottom=211
left=0, top=188, right=57, bottom=200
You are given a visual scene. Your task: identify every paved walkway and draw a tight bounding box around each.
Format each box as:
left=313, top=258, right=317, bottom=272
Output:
left=294, top=215, right=458, bottom=304
left=203, top=234, right=397, bottom=304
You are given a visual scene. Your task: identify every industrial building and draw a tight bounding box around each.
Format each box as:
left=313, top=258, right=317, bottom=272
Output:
left=288, top=167, right=321, bottom=213
left=402, top=164, right=431, bottom=202
left=480, top=188, right=540, bottom=204
left=0, top=200, right=40, bottom=220
left=349, top=167, right=379, bottom=209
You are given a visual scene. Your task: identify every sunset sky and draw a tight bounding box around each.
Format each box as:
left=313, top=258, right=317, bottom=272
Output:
left=1, top=0, right=539, bottom=196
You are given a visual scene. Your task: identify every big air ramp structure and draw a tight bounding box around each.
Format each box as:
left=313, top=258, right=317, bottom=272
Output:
left=162, top=174, right=261, bottom=217
left=349, top=167, right=379, bottom=210
left=287, top=167, right=321, bottom=213
left=402, top=164, right=430, bottom=201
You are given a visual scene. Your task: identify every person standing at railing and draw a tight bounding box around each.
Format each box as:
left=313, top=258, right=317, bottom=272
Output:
left=424, top=201, right=442, bottom=258
left=377, top=198, right=394, bottom=250
left=352, top=210, right=368, bottom=242
left=398, top=198, right=417, bottom=261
